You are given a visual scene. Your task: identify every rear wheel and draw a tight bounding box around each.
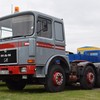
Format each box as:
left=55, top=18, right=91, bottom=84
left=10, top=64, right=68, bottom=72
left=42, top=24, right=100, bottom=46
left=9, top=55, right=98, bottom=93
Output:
left=45, top=64, right=66, bottom=92
left=80, top=66, right=96, bottom=89
left=95, top=69, right=100, bottom=87
left=6, top=79, right=26, bottom=90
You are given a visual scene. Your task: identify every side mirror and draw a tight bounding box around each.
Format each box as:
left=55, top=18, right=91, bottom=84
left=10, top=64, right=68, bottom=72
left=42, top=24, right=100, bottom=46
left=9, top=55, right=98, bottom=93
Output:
left=42, top=20, right=48, bottom=32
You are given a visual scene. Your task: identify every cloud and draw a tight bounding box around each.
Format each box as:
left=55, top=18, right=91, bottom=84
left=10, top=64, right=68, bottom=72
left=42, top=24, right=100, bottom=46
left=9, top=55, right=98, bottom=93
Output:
left=0, top=0, right=100, bottom=53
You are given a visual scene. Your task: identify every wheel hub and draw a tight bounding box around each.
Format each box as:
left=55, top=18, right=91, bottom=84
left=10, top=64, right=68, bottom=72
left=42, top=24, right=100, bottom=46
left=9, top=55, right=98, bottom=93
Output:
left=53, top=72, right=63, bottom=86
left=87, top=72, right=94, bottom=84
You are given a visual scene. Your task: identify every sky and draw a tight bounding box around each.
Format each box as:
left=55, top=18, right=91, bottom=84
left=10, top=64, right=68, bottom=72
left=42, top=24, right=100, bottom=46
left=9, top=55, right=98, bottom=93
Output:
left=0, top=0, right=100, bottom=53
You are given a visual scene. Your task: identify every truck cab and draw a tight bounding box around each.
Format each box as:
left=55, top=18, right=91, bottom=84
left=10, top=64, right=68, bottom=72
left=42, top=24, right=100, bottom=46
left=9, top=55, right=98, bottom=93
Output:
left=0, top=11, right=70, bottom=92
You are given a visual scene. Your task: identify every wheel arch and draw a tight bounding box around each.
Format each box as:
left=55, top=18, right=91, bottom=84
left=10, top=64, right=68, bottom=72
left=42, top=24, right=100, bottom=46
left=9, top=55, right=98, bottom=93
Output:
left=45, top=55, right=70, bottom=75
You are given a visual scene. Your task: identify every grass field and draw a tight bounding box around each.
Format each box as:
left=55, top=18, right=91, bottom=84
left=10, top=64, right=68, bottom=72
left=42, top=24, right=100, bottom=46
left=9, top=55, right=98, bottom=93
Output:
left=0, top=82, right=100, bottom=100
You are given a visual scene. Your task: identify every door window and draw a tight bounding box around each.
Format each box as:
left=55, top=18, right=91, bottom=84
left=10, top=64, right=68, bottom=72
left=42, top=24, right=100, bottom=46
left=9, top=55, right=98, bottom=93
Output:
left=37, top=17, right=52, bottom=38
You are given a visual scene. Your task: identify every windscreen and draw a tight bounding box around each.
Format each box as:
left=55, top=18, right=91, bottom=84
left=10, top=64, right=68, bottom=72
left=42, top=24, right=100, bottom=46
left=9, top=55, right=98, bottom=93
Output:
left=0, top=14, right=34, bottom=39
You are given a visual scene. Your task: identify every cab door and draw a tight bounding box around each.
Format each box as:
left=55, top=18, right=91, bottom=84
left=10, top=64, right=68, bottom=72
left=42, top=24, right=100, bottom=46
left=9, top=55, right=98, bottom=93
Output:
left=36, top=16, right=54, bottom=66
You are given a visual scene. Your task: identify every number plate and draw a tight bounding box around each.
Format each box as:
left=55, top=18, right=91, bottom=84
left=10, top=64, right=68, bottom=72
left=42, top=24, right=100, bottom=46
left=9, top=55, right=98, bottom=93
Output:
left=0, top=49, right=17, bottom=64
left=0, top=70, right=9, bottom=74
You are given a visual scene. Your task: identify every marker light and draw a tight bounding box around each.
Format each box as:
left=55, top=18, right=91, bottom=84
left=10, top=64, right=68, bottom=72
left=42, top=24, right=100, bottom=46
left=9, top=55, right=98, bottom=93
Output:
left=14, top=6, right=19, bottom=13
left=27, top=59, right=35, bottom=64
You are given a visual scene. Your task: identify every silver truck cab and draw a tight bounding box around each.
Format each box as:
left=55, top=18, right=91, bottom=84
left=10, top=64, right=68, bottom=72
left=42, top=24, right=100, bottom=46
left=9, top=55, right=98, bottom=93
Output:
left=0, top=11, right=70, bottom=92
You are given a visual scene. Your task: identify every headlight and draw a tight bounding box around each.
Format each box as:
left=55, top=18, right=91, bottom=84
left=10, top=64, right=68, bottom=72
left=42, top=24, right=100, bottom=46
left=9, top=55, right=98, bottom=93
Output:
left=20, top=67, right=27, bottom=73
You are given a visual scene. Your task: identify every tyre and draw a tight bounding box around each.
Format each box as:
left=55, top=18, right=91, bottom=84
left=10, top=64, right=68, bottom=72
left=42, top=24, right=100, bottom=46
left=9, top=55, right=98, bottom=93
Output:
left=96, top=76, right=100, bottom=87
left=45, top=64, right=66, bottom=92
left=6, top=79, right=26, bottom=90
left=80, top=66, right=96, bottom=89
left=95, top=69, right=100, bottom=87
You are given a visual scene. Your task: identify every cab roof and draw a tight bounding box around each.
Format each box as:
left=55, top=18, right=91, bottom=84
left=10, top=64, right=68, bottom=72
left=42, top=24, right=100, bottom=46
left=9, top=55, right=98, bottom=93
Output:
left=0, top=11, right=63, bottom=23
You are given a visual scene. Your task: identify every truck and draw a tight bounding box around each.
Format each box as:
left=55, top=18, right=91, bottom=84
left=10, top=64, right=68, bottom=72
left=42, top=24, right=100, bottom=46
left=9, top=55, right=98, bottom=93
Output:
left=0, top=11, right=100, bottom=92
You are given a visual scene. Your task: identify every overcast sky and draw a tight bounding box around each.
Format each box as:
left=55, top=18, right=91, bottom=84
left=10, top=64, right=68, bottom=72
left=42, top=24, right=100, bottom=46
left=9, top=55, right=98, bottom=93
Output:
left=0, top=0, right=100, bottom=53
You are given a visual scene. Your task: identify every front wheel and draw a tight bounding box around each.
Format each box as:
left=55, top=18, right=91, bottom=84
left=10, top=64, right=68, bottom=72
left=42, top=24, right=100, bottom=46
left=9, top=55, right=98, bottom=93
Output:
left=45, top=64, right=66, bottom=92
left=80, top=66, right=96, bottom=89
left=6, top=79, right=26, bottom=90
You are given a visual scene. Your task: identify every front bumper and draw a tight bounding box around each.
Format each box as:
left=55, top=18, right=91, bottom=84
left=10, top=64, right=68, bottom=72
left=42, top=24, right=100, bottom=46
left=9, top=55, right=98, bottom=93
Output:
left=0, top=65, right=36, bottom=75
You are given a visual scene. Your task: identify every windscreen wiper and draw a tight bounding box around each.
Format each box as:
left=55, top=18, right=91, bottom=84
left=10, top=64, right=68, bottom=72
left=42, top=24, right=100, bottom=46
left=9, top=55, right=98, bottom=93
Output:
left=1, top=35, right=25, bottom=40
left=12, top=35, right=25, bottom=38
left=1, top=36, right=12, bottom=40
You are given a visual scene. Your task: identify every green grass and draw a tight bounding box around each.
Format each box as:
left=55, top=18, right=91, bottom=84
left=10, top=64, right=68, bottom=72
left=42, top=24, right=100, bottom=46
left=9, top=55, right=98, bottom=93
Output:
left=0, top=82, right=100, bottom=100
